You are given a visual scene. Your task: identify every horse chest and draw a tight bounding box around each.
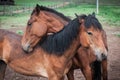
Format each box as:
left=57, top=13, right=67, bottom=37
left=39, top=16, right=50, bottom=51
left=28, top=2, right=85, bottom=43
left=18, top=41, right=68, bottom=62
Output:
left=37, top=66, right=48, bottom=77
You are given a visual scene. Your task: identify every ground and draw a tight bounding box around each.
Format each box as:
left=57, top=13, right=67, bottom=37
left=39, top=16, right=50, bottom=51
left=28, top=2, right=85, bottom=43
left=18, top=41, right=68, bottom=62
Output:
left=3, top=23, right=120, bottom=80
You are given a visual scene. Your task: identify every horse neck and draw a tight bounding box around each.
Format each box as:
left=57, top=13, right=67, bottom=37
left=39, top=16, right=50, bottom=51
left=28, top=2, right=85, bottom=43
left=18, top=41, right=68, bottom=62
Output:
left=0, top=34, right=4, bottom=60
left=62, top=37, right=80, bottom=62
left=42, top=11, right=70, bottom=33
left=43, top=11, right=70, bottom=25
left=38, top=18, right=82, bottom=62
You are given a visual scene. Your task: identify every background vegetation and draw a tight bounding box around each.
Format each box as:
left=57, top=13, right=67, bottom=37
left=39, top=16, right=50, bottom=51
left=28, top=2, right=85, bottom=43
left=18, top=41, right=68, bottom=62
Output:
left=0, top=0, right=120, bottom=35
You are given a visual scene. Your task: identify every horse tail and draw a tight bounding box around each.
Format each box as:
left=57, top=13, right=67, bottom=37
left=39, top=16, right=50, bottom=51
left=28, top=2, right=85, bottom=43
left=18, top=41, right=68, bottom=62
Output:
left=92, top=60, right=101, bottom=80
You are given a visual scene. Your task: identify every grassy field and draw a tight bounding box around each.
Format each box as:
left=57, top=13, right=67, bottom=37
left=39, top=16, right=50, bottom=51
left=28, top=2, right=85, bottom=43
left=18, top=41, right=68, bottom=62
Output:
left=0, top=3, right=120, bottom=35
left=0, top=14, right=29, bottom=28
left=0, top=0, right=62, bottom=16
left=99, top=5, right=120, bottom=26
left=57, top=4, right=120, bottom=27
left=0, top=0, right=62, bottom=29
left=14, top=0, right=61, bottom=6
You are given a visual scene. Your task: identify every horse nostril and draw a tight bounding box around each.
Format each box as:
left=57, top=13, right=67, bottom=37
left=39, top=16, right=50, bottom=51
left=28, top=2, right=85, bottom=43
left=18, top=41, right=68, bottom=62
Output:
left=101, top=53, right=107, bottom=60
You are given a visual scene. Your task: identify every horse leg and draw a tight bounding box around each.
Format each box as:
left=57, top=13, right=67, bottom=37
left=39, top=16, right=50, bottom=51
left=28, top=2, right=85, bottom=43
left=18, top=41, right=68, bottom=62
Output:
left=49, top=75, right=64, bottom=80
left=48, top=71, right=64, bottom=80
left=77, top=48, right=92, bottom=80
left=0, top=60, right=7, bottom=80
left=66, top=67, right=74, bottom=80
left=81, top=65, right=92, bottom=80
left=101, top=59, right=107, bottom=80
left=91, top=61, right=101, bottom=80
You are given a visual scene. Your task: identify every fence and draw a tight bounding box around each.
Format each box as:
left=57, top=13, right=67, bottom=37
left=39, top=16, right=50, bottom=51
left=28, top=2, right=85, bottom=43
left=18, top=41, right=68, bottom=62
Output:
left=0, top=2, right=70, bottom=16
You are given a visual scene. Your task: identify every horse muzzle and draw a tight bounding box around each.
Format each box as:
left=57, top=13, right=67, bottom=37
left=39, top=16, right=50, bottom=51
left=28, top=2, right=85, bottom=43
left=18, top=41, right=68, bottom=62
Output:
left=22, top=43, right=33, bottom=53
left=94, top=48, right=107, bottom=61
left=97, top=51, right=107, bottom=61
left=101, top=53, right=107, bottom=60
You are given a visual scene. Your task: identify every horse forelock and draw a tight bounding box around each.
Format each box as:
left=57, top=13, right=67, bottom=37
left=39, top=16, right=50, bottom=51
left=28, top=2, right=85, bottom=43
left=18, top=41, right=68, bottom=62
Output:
left=31, top=5, right=71, bottom=22
left=38, top=18, right=80, bottom=56
left=84, top=14, right=103, bottom=30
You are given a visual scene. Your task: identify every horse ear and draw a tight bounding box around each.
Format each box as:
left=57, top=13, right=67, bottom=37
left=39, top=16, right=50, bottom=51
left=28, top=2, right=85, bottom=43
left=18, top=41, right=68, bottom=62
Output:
left=75, top=13, right=84, bottom=23
left=35, top=4, right=40, bottom=15
left=75, top=13, right=79, bottom=18
left=92, top=12, right=96, bottom=17
left=79, top=18, right=84, bottom=24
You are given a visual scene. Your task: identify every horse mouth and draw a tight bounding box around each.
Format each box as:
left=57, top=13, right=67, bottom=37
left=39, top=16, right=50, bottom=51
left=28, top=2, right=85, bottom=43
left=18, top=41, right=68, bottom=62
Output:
left=22, top=43, right=33, bottom=53
left=96, top=54, right=107, bottom=61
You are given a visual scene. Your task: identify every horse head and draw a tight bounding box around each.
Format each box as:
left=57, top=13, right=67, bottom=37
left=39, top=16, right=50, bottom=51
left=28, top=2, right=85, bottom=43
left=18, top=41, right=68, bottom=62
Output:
left=77, top=13, right=107, bottom=61
left=21, top=4, right=71, bottom=52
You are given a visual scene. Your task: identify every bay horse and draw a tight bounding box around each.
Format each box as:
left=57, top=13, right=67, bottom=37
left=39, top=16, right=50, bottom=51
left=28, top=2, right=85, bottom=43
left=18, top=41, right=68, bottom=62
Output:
left=0, top=15, right=106, bottom=80
left=21, top=5, right=108, bottom=80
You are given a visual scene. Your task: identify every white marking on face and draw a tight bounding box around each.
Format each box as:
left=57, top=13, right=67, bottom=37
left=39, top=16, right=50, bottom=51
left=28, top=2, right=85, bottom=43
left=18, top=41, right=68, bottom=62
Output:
left=22, top=41, right=33, bottom=52
left=94, top=48, right=103, bottom=61
left=22, top=41, right=29, bottom=50
left=91, top=45, right=107, bottom=61
left=96, top=49, right=107, bottom=61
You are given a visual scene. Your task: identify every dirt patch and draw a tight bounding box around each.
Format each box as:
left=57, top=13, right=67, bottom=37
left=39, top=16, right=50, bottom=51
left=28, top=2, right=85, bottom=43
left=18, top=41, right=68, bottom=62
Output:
left=3, top=23, right=120, bottom=80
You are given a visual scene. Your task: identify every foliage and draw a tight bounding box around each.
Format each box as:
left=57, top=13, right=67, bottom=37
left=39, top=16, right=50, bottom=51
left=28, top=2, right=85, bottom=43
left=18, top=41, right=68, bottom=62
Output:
left=0, top=4, right=119, bottom=30
left=99, top=5, right=120, bottom=27
left=0, top=14, right=29, bottom=29
left=116, top=34, right=120, bottom=38
left=16, top=30, right=23, bottom=35
left=14, top=0, right=61, bottom=6
left=57, top=4, right=120, bottom=27
left=57, top=4, right=96, bottom=18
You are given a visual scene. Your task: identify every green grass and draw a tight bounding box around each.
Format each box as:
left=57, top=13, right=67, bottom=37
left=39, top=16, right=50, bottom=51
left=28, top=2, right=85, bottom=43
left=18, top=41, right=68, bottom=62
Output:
left=0, top=0, right=62, bottom=16
left=57, top=4, right=120, bottom=27
left=57, top=4, right=96, bottom=18
left=99, top=6, right=120, bottom=27
left=0, top=13, right=29, bottom=29
left=116, top=34, right=120, bottom=37
left=14, top=0, right=61, bottom=6
left=16, top=30, right=23, bottom=35
left=0, top=4, right=120, bottom=30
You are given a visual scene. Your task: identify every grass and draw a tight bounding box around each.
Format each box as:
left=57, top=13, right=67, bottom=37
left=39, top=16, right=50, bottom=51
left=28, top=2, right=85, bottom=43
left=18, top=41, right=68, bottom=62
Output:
left=0, top=0, right=62, bottom=29
left=14, top=0, right=61, bottom=6
left=0, top=13, right=29, bottom=29
left=16, top=30, right=23, bottom=35
left=0, top=0, right=62, bottom=16
left=57, top=4, right=120, bottom=27
left=57, top=4, right=96, bottom=18
left=116, top=34, right=120, bottom=38
left=99, top=6, right=120, bottom=27
left=0, top=4, right=120, bottom=33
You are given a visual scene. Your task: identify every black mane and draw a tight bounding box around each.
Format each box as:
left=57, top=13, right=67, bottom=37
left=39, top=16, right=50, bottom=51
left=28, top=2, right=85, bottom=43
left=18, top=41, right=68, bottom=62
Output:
left=84, top=14, right=103, bottom=30
left=39, top=18, right=80, bottom=56
left=32, top=5, right=71, bottom=22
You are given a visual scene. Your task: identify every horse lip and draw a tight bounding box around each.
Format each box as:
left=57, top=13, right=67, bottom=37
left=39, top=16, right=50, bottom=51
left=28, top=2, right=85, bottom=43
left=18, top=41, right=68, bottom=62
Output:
left=22, top=43, right=31, bottom=53
left=22, top=47, right=29, bottom=53
left=101, top=53, right=107, bottom=60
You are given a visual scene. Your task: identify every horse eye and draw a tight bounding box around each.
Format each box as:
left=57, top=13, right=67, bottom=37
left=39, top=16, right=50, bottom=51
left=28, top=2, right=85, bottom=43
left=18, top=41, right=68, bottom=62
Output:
left=87, top=32, right=93, bottom=35
left=28, top=22, right=32, bottom=26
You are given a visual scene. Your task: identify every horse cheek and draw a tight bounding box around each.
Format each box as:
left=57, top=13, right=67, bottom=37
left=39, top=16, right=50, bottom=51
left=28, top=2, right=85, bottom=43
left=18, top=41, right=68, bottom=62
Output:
left=80, top=33, right=89, bottom=48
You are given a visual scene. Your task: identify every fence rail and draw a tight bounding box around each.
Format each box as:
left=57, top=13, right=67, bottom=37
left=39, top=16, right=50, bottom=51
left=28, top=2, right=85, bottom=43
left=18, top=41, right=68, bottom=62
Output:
left=0, top=2, right=70, bottom=16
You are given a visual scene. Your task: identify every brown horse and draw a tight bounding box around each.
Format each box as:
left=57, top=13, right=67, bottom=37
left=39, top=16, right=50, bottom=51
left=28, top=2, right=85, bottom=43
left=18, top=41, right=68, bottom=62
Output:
left=21, top=5, right=108, bottom=80
left=0, top=15, right=105, bottom=80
